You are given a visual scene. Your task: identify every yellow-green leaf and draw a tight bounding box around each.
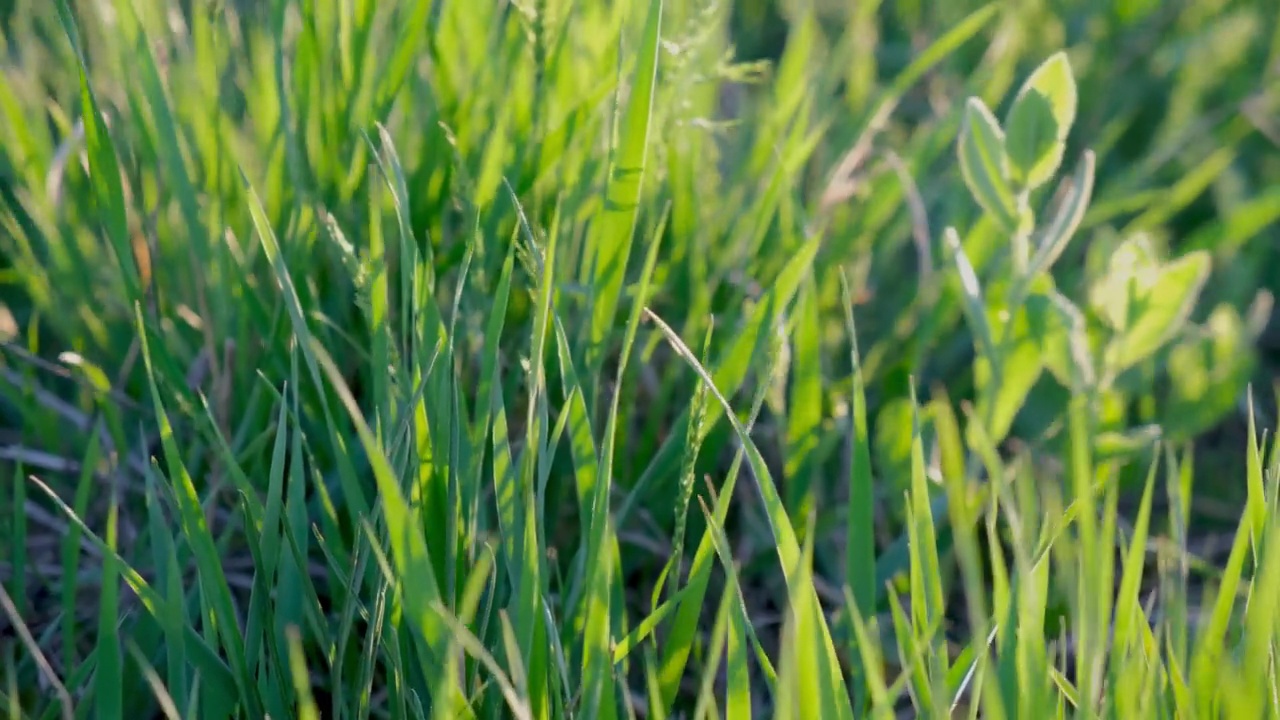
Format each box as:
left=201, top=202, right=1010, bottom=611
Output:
left=1004, top=51, right=1077, bottom=190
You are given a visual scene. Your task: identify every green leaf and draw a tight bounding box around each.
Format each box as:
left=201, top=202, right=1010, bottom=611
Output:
left=1004, top=51, right=1078, bottom=190
left=1026, top=151, right=1095, bottom=280
left=582, top=194, right=667, bottom=720
left=973, top=282, right=1047, bottom=443
left=1112, top=451, right=1160, bottom=655
left=906, top=383, right=949, bottom=713
left=285, top=628, right=321, bottom=720
left=958, top=99, right=1019, bottom=230
left=1103, top=248, right=1212, bottom=374
left=1161, top=306, right=1255, bottom=442
left=1025, top=282, right=1094, bottom=390
left=1089, top=234, right=1162, bottom=331
left=785, top=277, right=822, bottom=525
left=697, top=500, right=755, bottom=720
left=944, top=227, right=998, bottom=373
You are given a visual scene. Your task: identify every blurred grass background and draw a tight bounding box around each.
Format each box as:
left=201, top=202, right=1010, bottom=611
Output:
left=0, top=0, right=1279, bottom=716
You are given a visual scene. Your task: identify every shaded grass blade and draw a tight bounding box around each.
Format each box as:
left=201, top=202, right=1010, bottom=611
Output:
left=644, top=307, right=854, bottom=719
left=135, top=305, right=262, bottom=718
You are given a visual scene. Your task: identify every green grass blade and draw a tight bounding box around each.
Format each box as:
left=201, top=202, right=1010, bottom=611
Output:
left=625, top=234, right=821, bottom=520
left=134, top=306, right=262, bottom=718
left=784, top=276, right=822, bottom=528
left=644, top=307, right=853, bottom=719
left=285, top=627, right=321, bottom=720
left=93, top=482, right=122, bottom=720
left=312, top=340, right=450, bottom=670
left=588, top=0, right=663, bottom=373
left=581, top=198, right=667, bottom=720
left=26, top=475, right=239, bottom=705
left=839, top=272, right=877, bottom=624
left=142, top=472, right=187, bottom=712
left=656, top=373, right=774, bottom=710
left=51, top=0, right=143, bottom=303
left=125, top=640, right=182, bottom=720
left=1113, top=448, right=1160, bottom=655
left=60, top=427, right=102, bottom=674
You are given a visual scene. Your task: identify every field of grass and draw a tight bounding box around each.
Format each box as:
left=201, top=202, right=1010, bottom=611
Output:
left=2, top=0, right=1280, bottom=717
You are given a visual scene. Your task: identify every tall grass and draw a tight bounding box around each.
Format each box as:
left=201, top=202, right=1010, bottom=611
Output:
left=1, top=0, right=1279, bottom=717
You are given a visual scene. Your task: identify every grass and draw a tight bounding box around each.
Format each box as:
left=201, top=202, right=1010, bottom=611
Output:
left=1, top=0, right=1280, bottom=717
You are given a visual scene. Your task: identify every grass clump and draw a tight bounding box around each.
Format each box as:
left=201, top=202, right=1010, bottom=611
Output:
left=2, top=0, right=1280, bottom=717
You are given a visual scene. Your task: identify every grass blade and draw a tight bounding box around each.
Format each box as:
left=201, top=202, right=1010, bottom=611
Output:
left=588, top=0, right=664, bottom=373
left=644, top=307, right=854, bottom=720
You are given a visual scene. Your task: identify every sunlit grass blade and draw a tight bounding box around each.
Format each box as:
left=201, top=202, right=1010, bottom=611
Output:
left=1246, top=388, right=1267, bottom=554
left=282, top=626, right=320, bottom=720
left=611, top=586, right=689, bottom=664
left=490, top=364, right=523, bottom=591
left=688, top=558, right=736, bottom=720
left=235, top=461, right=290, bottom=718
left=431, top=602, right=534, bottom=720
left=581, top=201, right=667, bottom=720
left=261, top=387, right=291, bottom=596
left=552, top=317, right=600, bottom=539
left=588, top=0, right=663, bottom=374
left=51, top=0, right=143, bottom=304
left=1234, top=457, right=1280, bottom=714
left=907, top=381, right=948, bottom=710
left=310, top=340, right=452, bottom=690
left=471, top=239, right=517, bottom=534
left=1219, top=532, right=1280, bottom=717
left=503, top=185, right=555, bottom=720
left=1113, top=448, right=1160, bottom=655
left=842, top=587, right=896, bottom=720
left=696, top=496, right=760, bottom=719
left=280, top=364, right=318, bottom=651
left=887, top=580, right=932, bottom=716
